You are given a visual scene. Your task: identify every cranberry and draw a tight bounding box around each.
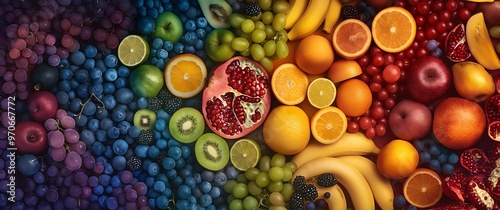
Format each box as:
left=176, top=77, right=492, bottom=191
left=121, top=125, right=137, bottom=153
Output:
left=371, top=54, right=385, bottom=67
left=371, top=74, right=383, bottom=83
left=386, top=83, right=399, bottom=94
left=358, top=73, right=370, bottom=83
left=416, top=47, right=428, bottom=58
left=425, top=27, right=438, bottom=40
left=415, top=15, right=426, bottom=27
left=371, top=106, right=385, bottom=120
left=347, top=121, right=359, bottom=133
left=408, top=0, right=420, bottom=7
left=435, top=21, right=447, bottom=33
left=357, top=55, right=370, bottom=67
left=384, top=98, right=396, bottom=109
left=370, top=82, right=382, bottom=92
left=446, top=0, right=458, bottom=12
left=369, top=46, right=383, bottom=57
left=375, top=124, right=386, bottom=136
left=432, top=1, right=445, bottom=12
left=404, top=48, right=415, bottom=58
left=359, top=116, right=372, bottom=130
left=415, top=29, right=426, bottom=42
left=439, top=10, right=451, bottom=21
left=464, top=2, right=476, bottom=11
left=417, top=2, right=430, bottom=15
left=458, top=8, right=471, bottom=21
left=365, top=127, right=376, bottom=139
left=377, top=89, right=389, bottom=101
left=384, top=54, right=395, bottom=66
left=427, top=13, right=439, bottom=26
left=366, top=64, right=380, bottom=76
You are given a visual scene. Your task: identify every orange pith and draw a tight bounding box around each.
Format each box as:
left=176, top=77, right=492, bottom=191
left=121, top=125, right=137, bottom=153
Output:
left=372, top=6, right=416, bottom=53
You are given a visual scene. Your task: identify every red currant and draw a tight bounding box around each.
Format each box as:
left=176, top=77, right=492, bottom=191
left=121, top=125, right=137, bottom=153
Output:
left=417, top=2, right=431, bottom=15
left=375, top=124, right=387, bottom=136
left=371, top=54, right=385, bottom=67
left=370, top=82, right=382, bottom=93
left=445, top=0, right=458, bottom=12
left=359, top=116, right=372, bottom=130
left=347, top=121, right=360, bottom=133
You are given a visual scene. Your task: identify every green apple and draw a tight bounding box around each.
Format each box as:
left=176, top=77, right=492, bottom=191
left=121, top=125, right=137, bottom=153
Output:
left=152, top=12, right=183, bottom=44
left=205, top=29, right=236, bottom=62
left=129, top=64, right=164, bottom=98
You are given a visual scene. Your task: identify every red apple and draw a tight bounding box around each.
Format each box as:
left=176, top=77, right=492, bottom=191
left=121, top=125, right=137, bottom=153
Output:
left=388, top=99, right=433, bottom=141
left=26, top=91, right=58, bottom=122
left=405, top=56, right=452, bottom=104
left=14, top=121, right=48, bottom=154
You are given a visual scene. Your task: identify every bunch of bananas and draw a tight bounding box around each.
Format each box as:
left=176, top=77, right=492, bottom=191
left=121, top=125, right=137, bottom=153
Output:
left=290, top=132, right=395, bottom=210
left=466, top=12, right=500, bottom=70
left=285, top=0, right=342, bottom=41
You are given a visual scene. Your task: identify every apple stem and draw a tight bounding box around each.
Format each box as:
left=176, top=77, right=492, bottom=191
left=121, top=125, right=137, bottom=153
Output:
left=164, top=22, right=171, bottom=30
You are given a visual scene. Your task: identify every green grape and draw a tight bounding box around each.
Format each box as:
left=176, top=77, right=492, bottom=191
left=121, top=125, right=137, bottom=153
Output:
left=239, top=32, right=253, bottom=44
left=280, top=183, right=294, bottom=201
left=276, top=30, right=288, bottom=42
left=229, top=199, right=244, bottom=210
left=224, top=180, right=238, bottom=193
left=276, top=40, right=289, bottom=59
left=259, top=155, right=271, bottom=172
left=232, top=183, right=249, bottom=199
left=231, top=37, right=250, bottom=52
left=247, top=181, right=263, bottom=196
left=258, top=0, right=272, bottom=10
left=230, top=13, right=247, bottom=29
left=268, top=167, right=285, bottom=182
left=250, top=44, right=265, bottom=61
left=272, top=13, right=286, bottom=32
left=271, top=154, right=286, bottom=167
left=281, top=168, right=293, bottom=182
left=259, top=57, right=273, bottom=73
left=264, top=25, right=277, bottom=40
left=269, top=205, right=288, bottom=210
left=251, top=29, right=267, bottom=43
left=269, top=192, right=286, bottom=206
left=255, top=172, right=270, bottom=187
left=237, top=173, right=248, bottom=183
left=255, top=21, right=266, bottom=30
left=283, top=162, right=297, bottom=173
left=263, top=40, right=276, bottom=57
left=240, top=48, right=251, bottom=57
left=267, top=181, right=284, bottom=192
left=250, top=13, right=262, bottom=22
left=243, top=196, right=259, bottom=210
left=241, top=19, right=256, bottom=33
left=245, top=168, right=260, bottom=181
left=273, top=1, right=289, bottom=14
left=261, top=11, right=274, bottom=25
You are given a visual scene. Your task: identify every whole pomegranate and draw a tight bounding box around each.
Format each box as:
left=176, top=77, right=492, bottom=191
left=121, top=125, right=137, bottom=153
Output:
left=202, top=56, right=271, bottom=139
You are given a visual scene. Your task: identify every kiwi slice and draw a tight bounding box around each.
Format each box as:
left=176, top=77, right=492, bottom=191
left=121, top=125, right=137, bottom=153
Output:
left=195, top=133, right=229, bottom=171
left=169, top=107, right=205, bottom=143
left=133, top=109, right=157, bottom=130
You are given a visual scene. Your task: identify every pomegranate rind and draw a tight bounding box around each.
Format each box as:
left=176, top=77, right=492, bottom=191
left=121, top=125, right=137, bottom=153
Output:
left=489, top=121, right=500, bottom=142
left=442, top=168, right=467, bottom=202
left=466, top=176, right=498, bottom=210
left=460, top=148, right=491, bottom=174
left=445, top=24, right=471, bottom=62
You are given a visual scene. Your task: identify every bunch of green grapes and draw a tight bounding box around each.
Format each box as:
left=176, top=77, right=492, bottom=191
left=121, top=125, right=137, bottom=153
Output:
left=228, top=0, right=290, bottom=71
left=223, top=153, right=297, bottom=210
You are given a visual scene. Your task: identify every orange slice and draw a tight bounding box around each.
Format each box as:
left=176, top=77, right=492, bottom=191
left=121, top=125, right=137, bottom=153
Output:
left=371, top=6, right=417, bottom=53
left=307, top=78, right=336, bottom=109
left=332, top=19, right=372, bottom=59
left=310, top=106, right=347, bottom=144
left=327, top=59, right=362, bottom=83
left=403, top=168, right=443, bottom=208
left=164, top=53, right=207, bottom=98
left=271, top=63, right=309, bottom=105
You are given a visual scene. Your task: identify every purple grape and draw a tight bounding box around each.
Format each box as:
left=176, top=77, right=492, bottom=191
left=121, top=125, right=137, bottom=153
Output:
left=106, top=34, right=119, bottom=49
left=48, top=130, right=65, bottom=148
left=56, top=47, right=69, bottom=59
left=69, top=13, right=83, bottom=25
left=64, top=196, right=78, bottom=208
left=17, top=24, right=29, bottom=38
left=80, top=26, right=92, bottom=40
left=46, top=165, right=58, bottom=177
left=68, top=40, right=80, bottom=52
left=81, top=186, right=92, bottom=198
left=73, top=171, right=88, bottom=186
left=16, top=82, right=26, bottom=92
left=119, top=17, right=131, bottom=29
left=14, top=69, right=27, bottom=82
left=61, top=34, right=74, bottom=48
left=45, top=34, right=56, bottom=45
left=101, top=18, right=113, bottom=29
left=125, top=189, right=138, bottom=201
left=18, top=90, right=29, bottom=100
left=87, top=176, right=99, bottom=187
left=25, top=35, right=36, bottom=46
left=47, top=54, right=60, bottom=66
left=45, top=45, right=56, bottom=55
left=111, top=10, right=123, bottom=24
left=68, top=185, right=81, bottom=197
left=28, top=53, right=38, bottom=64
left=33, top=44, right=45, bottom=54
left=15, top=57, right=28, bottom=69
left=60, top=19, right=71, bottom=31
left=134, top=182, right=147, bottom=196
left=69, top=25, right=81, bottom=36
left=9, top=48, right=20, bottom=59
left=45, top=189, right=58, bottom=202
left=82, top=155, right=96, bottom=169
left=12, top=38, right=27, bottom=50
left=6, top=24, right=19, bottom=38
left=93, top=29, right=107, bottom=42
left=50, top=146, right=67, bottom=161
left=68, top=141, right=86, bottom=155
left=1, top=112, right=9, bottom=128
left=59, top=116, right=75, bottom=129
left=29, top=22, right=39, bottom=31
left=35, top=32, right=46, bottom=44
left=65, top=151, right=82, bottom=171
left=21, top=48, right=32, bottom=58
left=2, top=81, right=16, bottom=94
left=63, top=128, right=79, bottom=143
left=4, top=71, right=13, bottom=81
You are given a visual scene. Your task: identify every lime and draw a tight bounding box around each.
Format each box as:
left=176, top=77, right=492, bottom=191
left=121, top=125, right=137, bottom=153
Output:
left=230, top=138, right=261, bottom=171
left=118, top=35, right=149, bottom=67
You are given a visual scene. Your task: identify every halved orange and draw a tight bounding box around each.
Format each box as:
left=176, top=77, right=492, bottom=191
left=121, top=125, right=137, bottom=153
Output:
left=327, top=59, right=362, bottom=83
left=310, top=106, right=347, bottom=144
left=164, top=53, right=207, bottom=98
left=371, top=6, right=417, bottom=53
left=307, top=78, right=336, bottom=109
left=403, top=168, right=443, bottom=208
left=271, top=63, right=309, bottom=105
left=332, top=19, right=372, bottom=59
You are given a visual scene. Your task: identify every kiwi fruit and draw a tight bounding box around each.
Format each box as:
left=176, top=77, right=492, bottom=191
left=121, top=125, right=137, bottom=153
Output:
left=198, top=0, right=232, bottom=29
left=133, top=109, right=157, bottom=130
left=195, top=133, right=229, bottom=171
left=169, top=107, right=205, bottom=143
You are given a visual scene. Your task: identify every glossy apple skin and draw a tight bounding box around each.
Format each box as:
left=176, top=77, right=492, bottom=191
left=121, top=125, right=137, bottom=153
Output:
left=388, top=99, right=432, bottom=141
left=14, top=121, right=48, bottom=154
left=205, top=29, right=236, bottom=62
left=405, top=56, right=452, bottom=104
left=152, top=12, right=183, bottom=44
left=26, top=91, right=58, bottom=123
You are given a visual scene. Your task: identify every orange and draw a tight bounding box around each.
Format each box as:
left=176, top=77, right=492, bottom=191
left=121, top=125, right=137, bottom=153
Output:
left=371, top=6, right=416, bottom=53
left=262, top=105, right=310, bottom=155
left=310, top=106, right=347, bottom=144
left=335, top=78, right=372, bottom=117
left=271, top=63, right=309, bottom=105
left=164, top=53, right=207, bottom=98
left=377, top=139, right=419, bottom=180
left=295, top=35, right=334, bottom=75
left=327, top=59, right=363, bottom=83
left=403, top=168, right=443, bottom=208
left=307, top=78, right=336, bottom=109
left=332, top=19, right=372, bottom=59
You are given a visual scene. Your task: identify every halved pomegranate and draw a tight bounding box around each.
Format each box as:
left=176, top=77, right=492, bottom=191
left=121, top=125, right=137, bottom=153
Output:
left=487, top=158, right=500, bottom=197
left=202, top=56, right=271, bottom=139
left=442, top=168, right=468, bottom=202
left=466, top=175, right=498, bottom=210
left=445, top=23, right=471, bottom=62
left=460, top=148, right=492, bottom=174
left=429, top=201, right=477, bottom=210
left=485, top=95, right=500, bottom=124
left=489, top=121, right=500, bottom=141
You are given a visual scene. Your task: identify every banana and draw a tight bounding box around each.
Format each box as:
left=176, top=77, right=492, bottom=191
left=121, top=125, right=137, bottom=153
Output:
left=337, top=156, right=395, bottom=210
left=322, top=0, right=342, bottom=33
left=466, top=12, right=500, bottom=70
left=293, top=157, right=375, bottom=210
left=315, top=183, right=347, bottom=210
left=284, top=0, right=309, bottom=30
left=291, top=132, right=381, bottom=168
left=287, top=0, right=331, bottom=41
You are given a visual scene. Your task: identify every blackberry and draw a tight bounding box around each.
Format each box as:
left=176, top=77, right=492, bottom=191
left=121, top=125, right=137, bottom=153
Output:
left=301, top=184, right=318, bottom=202
left=127, top=156, right=142, bottom=171
left=341, top=5, right=359, bottom=20
left=292, top=175, right=307, bottom=193
left=137, top=130, right=154, bottom=145
left=244, top=2, right=261, bottom=17
left=157, top=88, right=183, bottom=115
left=156, top=153, right=168, bottom=164
left=289, top=192, right=304, bottom=210
left=316, top=173, right=338, bottom=187
left=146, top=98, right=163, bottom=111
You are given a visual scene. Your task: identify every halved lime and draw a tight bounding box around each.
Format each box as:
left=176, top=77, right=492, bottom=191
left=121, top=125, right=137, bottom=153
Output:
left=118, top=35, right=150, bottom=67
left=230, top=138, right=261, bottom=171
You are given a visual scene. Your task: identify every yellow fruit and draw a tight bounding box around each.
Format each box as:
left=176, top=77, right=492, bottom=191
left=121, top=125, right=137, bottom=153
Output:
left=327, top=59, right=363, bottom=83
left=377, top=139, right=419, bottom=180
left=371, top=7, right=417, bottom=53
left=335, top=78, right=372, bottom=117
left=295, top=35, right=334, bottom=75
left=452, top=61, right=495, bottom=103
left=118, top=35, right=150, bottom=67
left=263, top=105, right=310, bottom=155
left=307, top=78, right=336, bottom=109
left=310, top=106, right=347, bottom=144
left=271, top=63, right=309, bottom=105
left=164, top=53, right=207, bottom=98
left=332, top=19, right=372, bottom=59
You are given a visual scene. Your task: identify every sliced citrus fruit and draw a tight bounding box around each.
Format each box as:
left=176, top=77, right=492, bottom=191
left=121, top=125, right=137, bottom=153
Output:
left=310, top=106, right=347, bottom=144
left=307, top=78, right=336, bottom=109
left=403, top=168, right=443, bottom=208
left=118, top=35, right=150, bottom=67
left=327, top=59, right=362, bottom=83
left=371, top=6, right=417, bottom=53
left=332, top=19, right=372, bottom=59
left=230, top=138, right=261, bottom=171
left=164, top=53, right=207, bottom=98
left=271, top=63, right=309, bottom=105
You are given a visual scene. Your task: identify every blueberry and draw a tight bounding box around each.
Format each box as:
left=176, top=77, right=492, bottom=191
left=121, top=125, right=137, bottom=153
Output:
left=93, top=185, right=104, bottom=195
left=180, top=145, right=191, bottom=159
left=110, top=175, right=121, bottom=188
left=103, top=83, right=116, bottom=96
left=107, top=127, right=120, bottom=139
left=114, top=77, right=127, bottom=89
left=89, top=83, right=104, bottom=95
left=117, top=121, right=131, bottom=134
left=448, top=153, right=459, bottom=164
left=431, top=48, right=443, bottom=57
left=177, top=184, right=191, bottom=199
left=442, top=163, right=455, bottom=175
left=75, top=114, right=88, bottom=127
left=163, top=41, right=173, bottom=51
left=407, top=205, right=418, bottom=210
left=213, top=172, right=227, bottom=187
left=148, top=162, right=160, bottom=177
left=156, top=138, right=167, bottom=149
left=195, top=28, right=206, bottom=39
left=426, top=39, right=438, bottom=51
left=167, top=138, right=182, bottom=148
left=96, top=130, right=107, bottom=142
left=128, top=126, right=141, bottom=138
left=209, top=186, right=221, bottom=198
left=225, top=165, right=239, bottom=180
left=186, top=7, right=197, bottom=19
left=70, top=51, right=86, bottom=66
left=152, top=38, right=164, bottom=49
left=174, top=42, right=184, bottom=53
left=195, top=39, right=204, bottom=50
left=196, top=17, right=208, bottom=29
left=201, top=170, right=215, bottom=182
left=162, top=129, right=172, bottom=139
left=90, top=68, right=102, bottom=80
left=76, top=83, right=91, bottom=99
left=88, top=119, right=100, bottom=131
left=150, top=57, right=159, bottom=66
left=100, top=117, right=113, bottom=130
left=117, top=66, right=130, bottom=78
left=95, top=108, right=108, bottom=120
left=80, top=129, right=96, bottom=145
left=429, top=144, right=441, bottom=156
left=58, top=80, right=72, bottom=92
left=83, top=58, right=95, bottom=70
left=111, top=156, right=126, bottom=171
left=137, top=16, right=156, bottom=35
left=155, top=119, right=167, bottom=131
left=56, top=91, right=69, bottom=104
left=115, top=88, right=134, bottom=104
left=104, top=68, right=118, bottom=82
left=112, top=139, right=128, bottom=155
left=147, top=8, right=159, bottom=19
left=162, top=157, right=176, bottom=170
left=177, top=0, right=189, bottom=11
left=135, top=145, right=149, bottom=158
left=154, top=181, right=166, bottom=193
left=429, top=159, right=441, bottom=172
left=156, top=49, right=169, bottom=59
left=437, top=153, right=448, bottom=164
left=148, top=145, right=160, bottom=158
left=394, top=194, right=406, bottom=208
left=74, top=69, right=89, bottom=83
left=198, top=194, right=212, bottom=207
left=305, top=201, right=316, bottom=210
left=184, top=45, right=196, bottom=54
left=185, top=20, right=196, bottom=31
left=84, top=45, right=98, bottom=58
left=138, top=7, right=147, bottom=17
left=184, top=177, right=197, bottom=189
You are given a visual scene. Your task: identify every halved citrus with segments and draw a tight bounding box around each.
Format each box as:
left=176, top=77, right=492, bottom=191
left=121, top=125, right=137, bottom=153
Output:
left=307, top=78, right=336, bottom=109
left=164, top=53, right=207, bottom=98
left=271, top=63, right=309, bottom=105
left=230, top=138, right=261, bottom=171
left=118, top=35, right=150, bottom=67
left=310, top=106, right=347, bottom=144
left=371, top=6, right=417, bottom=53
left=332, top=19, right=372, bottom=59
left=403, top=168, right=443, bottom=208
left=327, top=59, right=363, bottom=83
